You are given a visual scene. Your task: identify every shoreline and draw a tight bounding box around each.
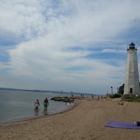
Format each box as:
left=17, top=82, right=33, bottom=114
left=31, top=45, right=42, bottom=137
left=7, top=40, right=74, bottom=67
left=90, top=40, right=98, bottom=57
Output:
left=1, top=99, right=140, bottom=140
left=0, top=102, right=76, bottom=125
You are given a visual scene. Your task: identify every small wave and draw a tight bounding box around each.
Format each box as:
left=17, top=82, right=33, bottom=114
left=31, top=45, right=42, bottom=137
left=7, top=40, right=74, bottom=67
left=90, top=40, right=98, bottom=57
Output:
left=46, top=92, right=52, bottom=94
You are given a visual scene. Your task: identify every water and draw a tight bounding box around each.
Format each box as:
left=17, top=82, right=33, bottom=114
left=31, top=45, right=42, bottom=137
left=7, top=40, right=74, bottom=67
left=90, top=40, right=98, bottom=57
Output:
left=0, top=89, right=73, bottom=124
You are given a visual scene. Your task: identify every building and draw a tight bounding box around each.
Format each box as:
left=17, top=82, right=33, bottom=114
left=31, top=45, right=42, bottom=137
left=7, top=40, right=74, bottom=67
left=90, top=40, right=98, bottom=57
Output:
left=124, top=42, right=140, bottom=95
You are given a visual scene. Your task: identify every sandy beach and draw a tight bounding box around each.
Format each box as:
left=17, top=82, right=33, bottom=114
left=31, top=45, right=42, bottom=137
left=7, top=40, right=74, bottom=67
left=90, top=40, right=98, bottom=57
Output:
left=0, top=99, right=140, bottom=140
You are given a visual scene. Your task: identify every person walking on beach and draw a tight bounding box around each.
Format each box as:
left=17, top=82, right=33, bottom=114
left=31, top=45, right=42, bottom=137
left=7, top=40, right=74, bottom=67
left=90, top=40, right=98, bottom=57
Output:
left=44, top=98, right=49, bottom=111
left=34, top=99, right=40, bottom=109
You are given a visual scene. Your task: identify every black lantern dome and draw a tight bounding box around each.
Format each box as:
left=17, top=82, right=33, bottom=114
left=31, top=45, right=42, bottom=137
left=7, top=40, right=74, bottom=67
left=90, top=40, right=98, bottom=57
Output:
left=129, top=42, right=135, bottom=49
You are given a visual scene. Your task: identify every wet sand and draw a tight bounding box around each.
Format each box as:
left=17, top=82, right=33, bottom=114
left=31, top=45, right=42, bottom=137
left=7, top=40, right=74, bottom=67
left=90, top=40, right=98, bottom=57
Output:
left=0, top=99, right=140, bottom=140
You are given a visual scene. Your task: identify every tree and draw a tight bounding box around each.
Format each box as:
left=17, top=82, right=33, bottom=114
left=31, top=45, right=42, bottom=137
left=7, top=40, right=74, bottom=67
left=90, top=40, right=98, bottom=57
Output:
left=118, top=84, right=124, bottom=94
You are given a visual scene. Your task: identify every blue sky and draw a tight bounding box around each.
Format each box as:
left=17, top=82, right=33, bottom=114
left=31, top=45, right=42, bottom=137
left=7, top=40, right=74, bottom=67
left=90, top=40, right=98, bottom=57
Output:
left=0, top=0, right=140, bottom=95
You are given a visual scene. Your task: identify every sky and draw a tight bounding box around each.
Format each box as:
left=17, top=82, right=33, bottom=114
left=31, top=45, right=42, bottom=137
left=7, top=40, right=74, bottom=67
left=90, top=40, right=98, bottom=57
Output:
left=0, top=0, right=140, bottom=95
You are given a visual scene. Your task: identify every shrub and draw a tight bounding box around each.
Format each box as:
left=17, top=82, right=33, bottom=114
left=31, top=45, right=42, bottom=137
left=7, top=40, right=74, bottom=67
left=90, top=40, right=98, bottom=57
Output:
left=110, top=93, right=122, bottom=98
left=122, top=94, right=140, bottom=102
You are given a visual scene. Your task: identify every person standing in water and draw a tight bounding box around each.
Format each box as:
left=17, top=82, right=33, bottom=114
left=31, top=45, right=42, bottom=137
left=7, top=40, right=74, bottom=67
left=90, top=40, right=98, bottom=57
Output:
left=34, top=99, right=40, bottom=109
left=44, top=98, right=49, bottom=111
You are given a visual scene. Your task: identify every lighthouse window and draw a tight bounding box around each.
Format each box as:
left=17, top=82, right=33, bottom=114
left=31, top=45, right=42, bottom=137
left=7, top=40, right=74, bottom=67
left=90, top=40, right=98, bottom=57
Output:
left=130, top=88, right=133, bottom=93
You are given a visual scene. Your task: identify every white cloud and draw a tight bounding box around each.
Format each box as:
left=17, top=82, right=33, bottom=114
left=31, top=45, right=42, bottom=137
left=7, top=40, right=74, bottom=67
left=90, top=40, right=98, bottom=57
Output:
left=1, top=0, right=140, bottom=43
left=0, top=0, right=52, bottom=40
left=0, top=0, right=140, bottom=94
left=102, top=49, right=125, bottom=53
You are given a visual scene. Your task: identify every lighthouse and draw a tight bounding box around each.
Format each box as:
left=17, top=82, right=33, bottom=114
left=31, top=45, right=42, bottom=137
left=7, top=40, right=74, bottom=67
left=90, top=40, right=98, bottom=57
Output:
left=124, top=42, right=140, bottom=95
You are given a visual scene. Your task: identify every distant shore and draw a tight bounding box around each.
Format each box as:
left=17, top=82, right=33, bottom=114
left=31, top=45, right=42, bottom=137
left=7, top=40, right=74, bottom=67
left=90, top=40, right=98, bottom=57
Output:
left=0, top=87, right=94, bottom=95
left=0, top=98, right=140, bottom=140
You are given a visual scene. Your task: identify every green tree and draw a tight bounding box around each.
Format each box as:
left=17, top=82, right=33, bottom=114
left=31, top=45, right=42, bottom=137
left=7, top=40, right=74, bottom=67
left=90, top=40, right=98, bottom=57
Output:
left=118, top=84, right=124, bottom=94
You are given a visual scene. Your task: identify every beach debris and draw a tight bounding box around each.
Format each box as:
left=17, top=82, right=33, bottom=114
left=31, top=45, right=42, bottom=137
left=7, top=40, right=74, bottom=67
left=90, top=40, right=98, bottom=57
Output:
left=118, top=102, right=124, bottom=105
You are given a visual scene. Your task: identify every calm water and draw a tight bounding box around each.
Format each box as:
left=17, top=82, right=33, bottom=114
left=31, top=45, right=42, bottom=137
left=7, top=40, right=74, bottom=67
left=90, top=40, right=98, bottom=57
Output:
left=0, top=89, right=73, bottom=124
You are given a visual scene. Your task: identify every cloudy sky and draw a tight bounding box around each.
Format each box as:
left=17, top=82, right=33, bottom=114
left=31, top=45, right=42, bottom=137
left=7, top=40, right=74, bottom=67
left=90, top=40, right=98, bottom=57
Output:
left=0, top=0, right=140, bottom=95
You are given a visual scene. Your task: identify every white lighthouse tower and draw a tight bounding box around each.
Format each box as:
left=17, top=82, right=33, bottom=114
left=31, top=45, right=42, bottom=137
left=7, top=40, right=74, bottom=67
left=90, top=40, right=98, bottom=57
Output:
left=124, top=42, right=140, bottom=95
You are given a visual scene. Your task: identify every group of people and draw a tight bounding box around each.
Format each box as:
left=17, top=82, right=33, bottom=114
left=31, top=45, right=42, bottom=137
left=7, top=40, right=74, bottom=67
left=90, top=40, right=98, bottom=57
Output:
left=34, top=98, right=49, bottom=110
